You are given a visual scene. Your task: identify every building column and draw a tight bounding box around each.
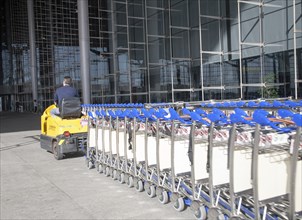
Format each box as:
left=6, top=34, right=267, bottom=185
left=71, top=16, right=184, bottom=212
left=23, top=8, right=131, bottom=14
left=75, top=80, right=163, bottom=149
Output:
left=27, top=0, right=38, bottom=101
left=77, top=0, right=91, bottom=104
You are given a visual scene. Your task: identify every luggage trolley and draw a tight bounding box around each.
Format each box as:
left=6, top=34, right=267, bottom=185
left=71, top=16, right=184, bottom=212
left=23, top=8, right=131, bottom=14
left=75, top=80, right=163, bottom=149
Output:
left=228, top=108, right=257, bottom=220
left=250, top=109, right=296, bottom=220
left=113, top=107, right=131, bottom=184
left=167, top=108, right=193, bottom=212
left=141, top=107, right=161, bottom=198
left=122, top=106, right=139, bottom=188
left=187, top=109, right=212, bottom=220
left=227, top=105, right=300, bottom=219
left=153, top=105, right=194, bottom=206
left=99, top=107, right=113, bottom=177
left=94, top=106, right=108, bottom=174
left=86, top=104, right=97, bottom=169
left=126, top=107, right=147, bottom=191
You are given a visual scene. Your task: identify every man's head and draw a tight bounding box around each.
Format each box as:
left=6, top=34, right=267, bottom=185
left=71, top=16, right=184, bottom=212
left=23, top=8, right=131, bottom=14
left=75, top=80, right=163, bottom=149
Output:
left=63, top=76, right=72, bottom=86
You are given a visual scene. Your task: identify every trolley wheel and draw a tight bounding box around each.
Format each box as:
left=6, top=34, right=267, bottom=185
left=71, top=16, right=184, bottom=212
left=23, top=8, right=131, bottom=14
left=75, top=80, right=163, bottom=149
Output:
left=88, top=161, right=94, bottom=169
left=105, top=166, right=110, bottom=177
left=118, top=172, right=125, bottom=184
left=146, top=185, right=156, bottom=198
left=158, top=190, right=169, bottom=204
left=208, top=207, right=224, bottom=220
left=112, top=169, right=118, bottom=180
left=97, top=164, right=103, bottom=173
left=127, top=176, right=134, bottom=188
left=194, top=205, right=207, bottom=220
left=135, top=180, right=144, bottom=192
left=52, top=140, right=63, bottom=160
left=173, top=197, right=185, bottom=212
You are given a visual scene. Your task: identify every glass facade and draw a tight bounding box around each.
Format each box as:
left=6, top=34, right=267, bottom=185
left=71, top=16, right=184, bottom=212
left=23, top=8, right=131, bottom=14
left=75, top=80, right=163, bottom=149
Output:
left=0, top=0, right=301, bottom=111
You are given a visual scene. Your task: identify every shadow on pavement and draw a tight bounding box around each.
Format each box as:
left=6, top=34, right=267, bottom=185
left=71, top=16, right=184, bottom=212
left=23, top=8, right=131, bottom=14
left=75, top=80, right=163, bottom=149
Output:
left=0, top=112, right=41, bottom=133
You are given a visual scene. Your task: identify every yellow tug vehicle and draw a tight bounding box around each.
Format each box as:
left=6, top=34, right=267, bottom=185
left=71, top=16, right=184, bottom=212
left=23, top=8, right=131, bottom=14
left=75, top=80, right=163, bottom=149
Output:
left=40, top=97, right=88, bottom=160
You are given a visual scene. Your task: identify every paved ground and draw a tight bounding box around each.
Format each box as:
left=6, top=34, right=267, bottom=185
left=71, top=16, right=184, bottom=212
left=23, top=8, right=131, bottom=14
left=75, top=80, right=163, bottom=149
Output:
left=0, top=111, right=194, bottom=220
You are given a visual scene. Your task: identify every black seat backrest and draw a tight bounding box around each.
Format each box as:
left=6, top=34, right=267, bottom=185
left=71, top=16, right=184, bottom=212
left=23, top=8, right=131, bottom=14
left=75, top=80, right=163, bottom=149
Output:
left=59, top=97, right=81, bottom=119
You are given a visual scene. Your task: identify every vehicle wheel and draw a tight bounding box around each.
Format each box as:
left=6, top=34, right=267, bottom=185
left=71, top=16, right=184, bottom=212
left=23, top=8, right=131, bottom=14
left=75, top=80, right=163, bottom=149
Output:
left=208, top=207, right=224, bottom=220
left=112, top=169, right=118, bottom=180
left=135, top=180, right=144, bottom=192
left=52, top=140, right=63, bottom=160
left=105, top=166, right=110, bottom=177
left=127, top=176, right=134, bottom=188
left=146, top=185, right=156, bottom=198
left=158, top=190, right=169, bottom=204
left=173, top=197, right=185, bottom=212
left=119, top=172, right=125, bottom=184
left=194, top=206, right=207, bottom=220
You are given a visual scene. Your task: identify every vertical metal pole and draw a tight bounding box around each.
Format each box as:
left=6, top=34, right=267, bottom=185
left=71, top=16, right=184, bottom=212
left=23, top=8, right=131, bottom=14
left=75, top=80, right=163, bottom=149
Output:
left=252, top=123, right=261, bottom=220
left=102, top=116, right=105, bottom=164
left=198, top=0, right=205, bottom=101
left=87, top=116, right=91, bottom=161
left=27, top=0, right=38, bottom=101
left=125, top=0, right=132, bottom=103
left=124, top=117, right=128, bottom=172
left=168, top=0, right=174, bottom=103
left=171, top=120, right=175, bottom=192
left=77, top=0, right=91, bottom=104
left=293, top=0, right=298, bottom=99
left=116, top=117, right=120, bottom=169
left=259, top=0, right=264, bottom=98
left=144, top=0, right=151, bottom=103
left=133, top=117, right=137, bottom=175
left=156, top=119, right=161, bottom=185
left=289, top=127, right=301, bottom=220
left=228, top=124, right=237, bottom=216
left=218, top=0, right=224, bottom=100
left=208, top=122, right=215, bottom=207
left=190, top=121, right=197, bottom=199
left=109, top=116, right=112, bottom=166
left=111, top=0, right=118, bottom=103
left=95, top=117, right=99, bottom=165
left=144, top=118, right=149, bottom=179
left=237, top=0, right=243, bottom=99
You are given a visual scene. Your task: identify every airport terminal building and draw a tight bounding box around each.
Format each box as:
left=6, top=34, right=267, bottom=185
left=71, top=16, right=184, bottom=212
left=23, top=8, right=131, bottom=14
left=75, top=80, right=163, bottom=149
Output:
left=0, top=0, right=301, bottom=111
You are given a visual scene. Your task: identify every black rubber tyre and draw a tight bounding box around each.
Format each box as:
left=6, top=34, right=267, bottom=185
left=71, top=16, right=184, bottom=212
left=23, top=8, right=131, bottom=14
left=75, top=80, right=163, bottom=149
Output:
left=52, top=140, right=63, bottom=160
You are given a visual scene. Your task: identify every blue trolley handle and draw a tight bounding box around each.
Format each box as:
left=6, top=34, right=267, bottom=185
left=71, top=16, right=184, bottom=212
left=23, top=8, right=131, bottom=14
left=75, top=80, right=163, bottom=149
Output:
left=253, top=112, right=292, bottom=133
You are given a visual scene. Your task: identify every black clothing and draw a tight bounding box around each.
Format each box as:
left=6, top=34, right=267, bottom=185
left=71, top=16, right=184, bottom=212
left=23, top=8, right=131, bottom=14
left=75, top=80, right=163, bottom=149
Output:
left=54, top=85, right=78, bottom=106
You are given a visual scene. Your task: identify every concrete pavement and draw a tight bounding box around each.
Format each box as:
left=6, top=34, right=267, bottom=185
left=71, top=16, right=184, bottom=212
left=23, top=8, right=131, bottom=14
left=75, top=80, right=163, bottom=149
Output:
left=0, top=112, right=194, bottom=219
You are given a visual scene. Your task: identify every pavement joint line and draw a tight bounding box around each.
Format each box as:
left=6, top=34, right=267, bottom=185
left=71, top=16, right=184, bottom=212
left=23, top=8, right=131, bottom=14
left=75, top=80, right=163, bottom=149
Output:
left=0, top=140, right=39, bottom=151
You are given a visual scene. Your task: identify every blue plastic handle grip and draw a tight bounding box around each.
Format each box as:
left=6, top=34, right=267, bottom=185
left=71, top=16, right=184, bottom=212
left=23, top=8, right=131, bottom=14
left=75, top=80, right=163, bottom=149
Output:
left=293, top=114, right=302, bottom=127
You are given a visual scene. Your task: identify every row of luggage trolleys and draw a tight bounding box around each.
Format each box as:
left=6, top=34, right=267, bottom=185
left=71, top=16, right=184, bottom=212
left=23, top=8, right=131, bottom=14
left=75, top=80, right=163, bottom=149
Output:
left=82, top=100, right=302, bottom=220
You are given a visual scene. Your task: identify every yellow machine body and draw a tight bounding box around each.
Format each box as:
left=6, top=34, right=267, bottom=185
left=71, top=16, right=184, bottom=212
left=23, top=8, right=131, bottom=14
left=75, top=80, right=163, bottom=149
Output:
left=40, top=104, right=88, bottom=160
